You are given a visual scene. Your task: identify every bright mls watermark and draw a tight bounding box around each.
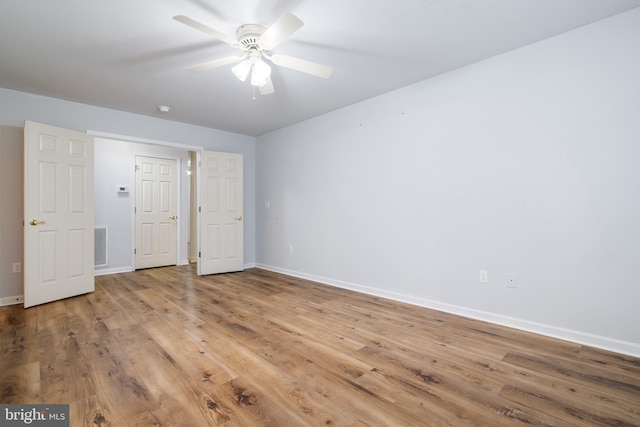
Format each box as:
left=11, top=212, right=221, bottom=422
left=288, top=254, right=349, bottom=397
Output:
left=0, top=405, right=69, bottom=426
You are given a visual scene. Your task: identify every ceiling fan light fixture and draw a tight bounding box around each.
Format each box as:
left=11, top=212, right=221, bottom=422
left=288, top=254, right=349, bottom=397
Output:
left=231, top=59, right=252, bottom=82
left=176, top=12, right=331, bottom=96
left=251, top=58, right=271, bottom=87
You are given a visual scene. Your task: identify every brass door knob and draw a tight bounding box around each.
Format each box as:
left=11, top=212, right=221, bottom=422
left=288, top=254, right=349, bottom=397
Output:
left=29, top=219, right=46, bottom=226
left=235, top=216, right=243, bottom=221
left=169, top=215, right=177, bottom=220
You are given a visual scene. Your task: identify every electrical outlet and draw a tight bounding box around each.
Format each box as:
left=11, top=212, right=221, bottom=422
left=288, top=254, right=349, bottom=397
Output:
left=507, top=274, right=517, bottom=288
left=479, top=270, right=488, bottom=283
left=12, top=262, right=21, bottom=273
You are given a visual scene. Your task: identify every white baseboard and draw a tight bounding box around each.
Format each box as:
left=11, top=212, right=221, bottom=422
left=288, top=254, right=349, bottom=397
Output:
left=0, top=295, right=24, bottom=306
left=256, top=264, right=640, bottom=358
left=94, top=261, right=255, bottom=276
left=94, top=266, right=133, bottom=276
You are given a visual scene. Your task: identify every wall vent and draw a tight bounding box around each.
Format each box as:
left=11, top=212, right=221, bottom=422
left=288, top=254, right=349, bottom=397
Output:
left=95, top=227, right=108, bottom=267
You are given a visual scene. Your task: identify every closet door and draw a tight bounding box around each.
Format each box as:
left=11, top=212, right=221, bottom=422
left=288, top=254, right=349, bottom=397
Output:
left=134, top=156, right=178, bottom=269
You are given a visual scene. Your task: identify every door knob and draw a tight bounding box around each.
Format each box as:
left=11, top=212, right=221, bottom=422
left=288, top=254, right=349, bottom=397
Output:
left=169, top=215, right=177, bottom=220
left=29, top=219, right=46, bottom=226
left=235, top=216, right=243, bottom=221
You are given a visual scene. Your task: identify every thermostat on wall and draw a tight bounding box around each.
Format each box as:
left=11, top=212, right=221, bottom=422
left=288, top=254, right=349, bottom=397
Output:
left=117, top=186, right=129, bottom=193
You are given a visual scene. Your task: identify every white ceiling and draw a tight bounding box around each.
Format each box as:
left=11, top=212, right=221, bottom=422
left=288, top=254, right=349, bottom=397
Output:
left=2, top=1, right=639, bottom=137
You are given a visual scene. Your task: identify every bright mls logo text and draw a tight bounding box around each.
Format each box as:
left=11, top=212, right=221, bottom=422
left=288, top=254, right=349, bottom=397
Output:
left=1, top=404, right=69, bottom=426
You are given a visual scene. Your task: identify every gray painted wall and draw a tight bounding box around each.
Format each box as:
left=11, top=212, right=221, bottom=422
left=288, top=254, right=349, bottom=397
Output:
left=0, top=126, right=24, bottom=304
left=256, top=9, right=640, bottom=356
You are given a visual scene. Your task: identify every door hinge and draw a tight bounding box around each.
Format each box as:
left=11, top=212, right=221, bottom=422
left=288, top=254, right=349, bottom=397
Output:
left=134, top=249, right=136, bottom=254
left=199, top=206, right=201, bottom=213
left=198, top=251, right=201, bottom=258
left=135, top=165, right=140, bottom=171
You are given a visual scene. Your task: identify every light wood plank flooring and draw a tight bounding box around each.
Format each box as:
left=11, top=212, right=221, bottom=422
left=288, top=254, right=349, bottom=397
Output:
left=1, top=265, right=639, bottom=426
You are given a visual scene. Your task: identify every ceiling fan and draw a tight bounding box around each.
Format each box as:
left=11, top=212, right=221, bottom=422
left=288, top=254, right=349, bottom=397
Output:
left=173, top=13, right=333, bottom=95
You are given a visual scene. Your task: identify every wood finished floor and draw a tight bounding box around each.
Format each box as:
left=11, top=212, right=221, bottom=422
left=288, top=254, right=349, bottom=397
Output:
left=1, top=265, right=639, bottom=426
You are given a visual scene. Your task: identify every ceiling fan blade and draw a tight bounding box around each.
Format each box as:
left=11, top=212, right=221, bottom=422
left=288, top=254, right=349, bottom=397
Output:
left=269, top=54, right=332, bottom=79
left=173, top=15, right=237, bottom=46
left=186, top=55, right=245, bottom=73
left=260, top=13, right=304, bottom=50
left=259, top=76, right=275, bottom=95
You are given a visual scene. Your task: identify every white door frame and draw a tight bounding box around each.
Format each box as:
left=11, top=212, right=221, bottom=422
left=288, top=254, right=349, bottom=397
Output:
left=87, top=132, right=247, bottom=275
left=89, top=131, right=202, bottom=271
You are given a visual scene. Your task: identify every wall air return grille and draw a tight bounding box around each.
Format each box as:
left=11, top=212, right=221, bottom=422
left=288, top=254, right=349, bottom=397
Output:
left=94, top=227, right=108, bottom=267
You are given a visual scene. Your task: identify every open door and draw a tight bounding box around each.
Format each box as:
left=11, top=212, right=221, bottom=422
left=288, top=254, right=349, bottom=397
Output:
left=197, top=151, right=244, bottom=275
left=24, top=121, right=94, bottom=307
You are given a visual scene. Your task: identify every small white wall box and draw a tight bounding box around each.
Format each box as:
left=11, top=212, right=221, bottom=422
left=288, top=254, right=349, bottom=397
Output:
left=117, top=186, right=129, bottom=193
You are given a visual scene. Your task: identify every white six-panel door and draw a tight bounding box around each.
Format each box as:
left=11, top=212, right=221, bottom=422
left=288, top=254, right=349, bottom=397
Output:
left=198, top=151, right=243, bottom=275
left=24, top=121, right=95, bottom=308
left=135, top=156, right=178, bottom=269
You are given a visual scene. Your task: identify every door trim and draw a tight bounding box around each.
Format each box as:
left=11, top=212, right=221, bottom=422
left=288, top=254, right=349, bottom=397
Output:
left=88, top=130, right=203, bottom=151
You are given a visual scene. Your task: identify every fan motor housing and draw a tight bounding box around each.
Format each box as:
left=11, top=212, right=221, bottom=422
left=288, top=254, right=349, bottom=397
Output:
left=236, top=24, right=266, bottom=50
